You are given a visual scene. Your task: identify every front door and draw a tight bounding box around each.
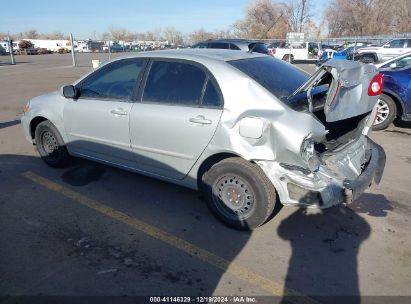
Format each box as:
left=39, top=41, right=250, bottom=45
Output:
left=64, top=59, right=146, bottom=166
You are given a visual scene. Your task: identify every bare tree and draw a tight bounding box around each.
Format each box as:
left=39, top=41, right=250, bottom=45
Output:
left=163, top=27, right=183, bottom=44
left=25, top=29, right=39, bottom=39
left=187, top=29, right=214, bottom=44
left=101, top=32, right=112, bottom=41
left=233, top=0, right=288, bottom=39
left=285, top=0, right=312, bottom=32
left=323, top=0, right=411, bottom=37
left=109, top=27, right=128, bottom=41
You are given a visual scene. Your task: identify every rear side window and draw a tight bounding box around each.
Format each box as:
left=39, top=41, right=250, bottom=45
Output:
left=248, top=43, right=268, bottom=54
left=229, top=44, right=241, bottom=50
left=202, top=79, right=222, bottom=107
left=79, top=59, right=144, bottom=100
left=143, top=61, right=206, bottom=106
left=229, top=56, right=309, bottom=101
left=208, top=42, right=230, bottom=49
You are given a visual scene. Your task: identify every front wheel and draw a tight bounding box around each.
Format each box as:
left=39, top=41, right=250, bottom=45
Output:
left=372, top=94, right=397, bottom=131
left=202, top=158, right=277, bottom=230
left=35, top=120, right=71, bottom=167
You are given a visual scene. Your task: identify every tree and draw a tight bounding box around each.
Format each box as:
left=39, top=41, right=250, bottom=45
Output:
left=25, top=29, right=39, bottom=39
left=163, top=27, right=183, bottom=44
left=233, top=0, right=288, bottom=39
left=285, top=0, right=312, bottom=33
left=323, top=0, right=411, bottom=37
left=109, top=27, right=128, bottom=42
left=101, top=32, right=112, bottom=41
left=187, top=29, right=214, bottom=44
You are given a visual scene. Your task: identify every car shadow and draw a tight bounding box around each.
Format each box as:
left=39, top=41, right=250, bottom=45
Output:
left=0, top=142, right=393, bottom=300
left=0, top=152, right=253, bottom=297
left=393, top=119, right=411, bottom=130
left=278, top=192, right=392, bottom=303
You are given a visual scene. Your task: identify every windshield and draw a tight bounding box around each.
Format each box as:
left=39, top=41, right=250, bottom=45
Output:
left=228, top=56, right=309, bottom=101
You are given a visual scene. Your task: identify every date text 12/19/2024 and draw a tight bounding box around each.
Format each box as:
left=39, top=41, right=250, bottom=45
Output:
left=150, top=296, right=257, bottom=303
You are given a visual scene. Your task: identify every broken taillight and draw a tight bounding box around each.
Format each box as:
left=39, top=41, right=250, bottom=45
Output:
left=368, top=73, right=383, bottom=96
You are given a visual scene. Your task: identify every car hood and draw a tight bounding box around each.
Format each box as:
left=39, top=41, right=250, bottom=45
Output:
left=292, top=59, right=379, bottom=122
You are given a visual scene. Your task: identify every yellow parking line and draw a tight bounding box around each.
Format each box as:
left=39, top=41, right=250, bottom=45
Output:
left=22, top=171, right=317, bottom=304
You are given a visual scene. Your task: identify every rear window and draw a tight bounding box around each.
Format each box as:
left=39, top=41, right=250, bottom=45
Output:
left=228, top=56, right=309, bottom=101
left=248, top=43, right=268, bottom=54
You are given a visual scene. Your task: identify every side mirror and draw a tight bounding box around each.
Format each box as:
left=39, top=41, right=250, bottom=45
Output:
left=62, top=85, right=78, bottom=99
left=389, top=62, right=397, bottom=68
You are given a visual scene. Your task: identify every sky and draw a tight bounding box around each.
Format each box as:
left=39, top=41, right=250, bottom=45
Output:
left=1, top=0, right=327, bottom=39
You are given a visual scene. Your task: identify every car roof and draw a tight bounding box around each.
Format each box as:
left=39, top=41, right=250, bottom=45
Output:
left=113, top=48, right=267, bottom=63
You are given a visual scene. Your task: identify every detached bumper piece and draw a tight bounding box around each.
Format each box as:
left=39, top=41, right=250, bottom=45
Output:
left=343, top=139, right=386, bottom=202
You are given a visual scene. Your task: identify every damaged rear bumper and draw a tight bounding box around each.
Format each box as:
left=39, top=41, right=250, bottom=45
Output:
left=257, top=137, right=386, bottom=208
left=343, top=139, right=385, bottom=202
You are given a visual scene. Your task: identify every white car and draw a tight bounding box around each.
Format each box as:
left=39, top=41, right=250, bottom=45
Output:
left=357, top=38, right=411, bottom=63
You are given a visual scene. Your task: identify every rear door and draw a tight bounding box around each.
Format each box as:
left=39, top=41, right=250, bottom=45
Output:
left=63, top=58, right=146, bottom=165
left=129, top=59, right=223, bottom=179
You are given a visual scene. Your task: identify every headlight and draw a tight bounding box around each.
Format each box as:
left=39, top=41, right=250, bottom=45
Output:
left=301, top=139, right=321, bottom=172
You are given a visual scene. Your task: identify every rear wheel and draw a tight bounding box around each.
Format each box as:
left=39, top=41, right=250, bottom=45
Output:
left=202, top=157, right=277, bottom=230
left=372, top=94, right=397, bottom=131
left=282, top=54, right=294, bottom=63
left=35, top=120, right=71, bottom=167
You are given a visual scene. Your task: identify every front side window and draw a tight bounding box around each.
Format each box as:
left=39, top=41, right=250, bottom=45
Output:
left=387, top=39, right=405, bottom=48
left=143, top=61, right=206, bottom=106
left=79, top=60, right=145, bottom=100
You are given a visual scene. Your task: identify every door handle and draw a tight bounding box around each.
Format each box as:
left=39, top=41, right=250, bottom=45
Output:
left=110, top=108, right=128, bottom=116
left=189, top=115, right=212, bottom=125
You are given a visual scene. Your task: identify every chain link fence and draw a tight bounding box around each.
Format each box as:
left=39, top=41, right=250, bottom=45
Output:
left=2, top=32, right=411, bottom=67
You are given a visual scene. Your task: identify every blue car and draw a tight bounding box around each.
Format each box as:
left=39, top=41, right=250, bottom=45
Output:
left=374, top=53, right=411, bottom=130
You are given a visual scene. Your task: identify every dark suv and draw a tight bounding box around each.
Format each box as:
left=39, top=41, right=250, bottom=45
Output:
left=192, top=39, right=270, bottom=55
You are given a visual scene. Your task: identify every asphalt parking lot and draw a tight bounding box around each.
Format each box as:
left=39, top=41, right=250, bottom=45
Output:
left=1, top=54, right=410, bottom=303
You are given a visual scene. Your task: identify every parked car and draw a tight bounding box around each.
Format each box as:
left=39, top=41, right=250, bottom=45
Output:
left=316, top=46, right=366, bottom=67
left=372, top=52, right=411, bottom=130
left=21, top=50, right=385, bottom=230
left=357, top=38, right=411, bottom=63
left=267, top=41, right=286, bottom=56
left=271, top=41, right=321, bottom=62
left=192, top=39, right=270, bottom=55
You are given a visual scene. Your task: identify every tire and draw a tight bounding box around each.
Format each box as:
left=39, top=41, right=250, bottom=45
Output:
left=372, top=94, right=397, bottom=131
left=282, top=54, right=294, bottom=63
left=202, top=157, right=277, bottom=230
left=34, top=120, right=71, bottom=168
left=360, top=54, right=376, bottom=64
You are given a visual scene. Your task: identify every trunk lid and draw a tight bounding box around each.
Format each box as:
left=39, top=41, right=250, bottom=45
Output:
left=291, top=59, right=379, bottom=122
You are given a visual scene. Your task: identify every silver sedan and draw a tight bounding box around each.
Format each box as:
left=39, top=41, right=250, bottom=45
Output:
left=21, top=50, right=386, bottom=230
